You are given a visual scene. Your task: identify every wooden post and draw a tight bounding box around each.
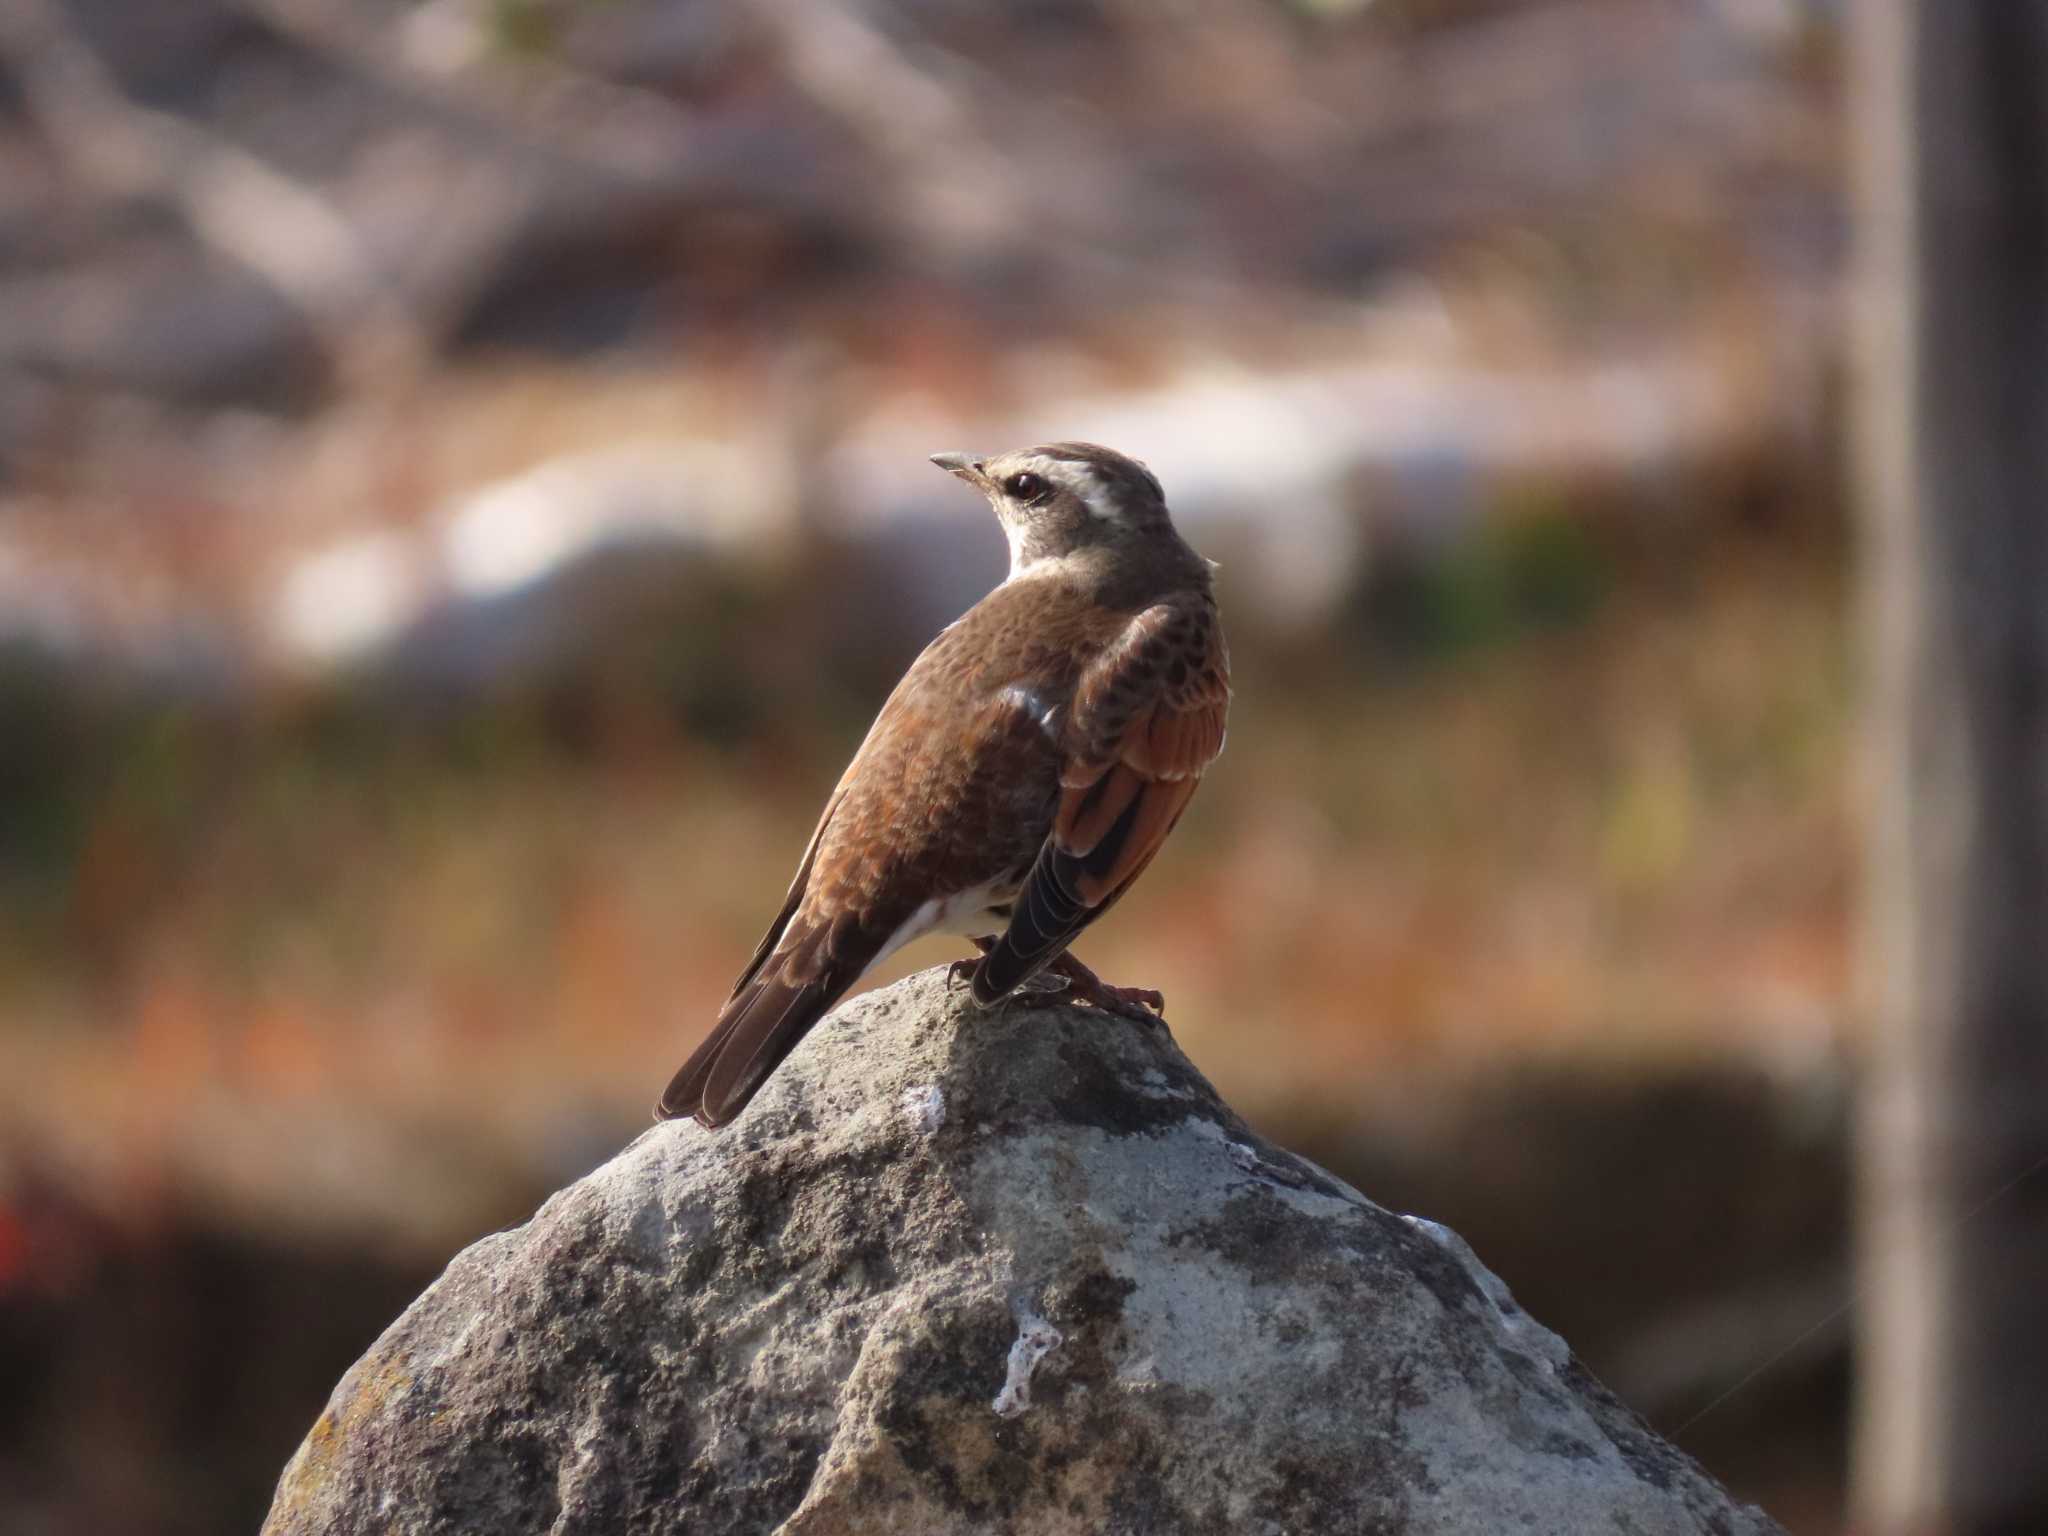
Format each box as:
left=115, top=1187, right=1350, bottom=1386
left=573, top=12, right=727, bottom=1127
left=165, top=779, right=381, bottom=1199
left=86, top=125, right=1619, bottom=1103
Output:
left=1851, top=4, right=2048, bottom=1533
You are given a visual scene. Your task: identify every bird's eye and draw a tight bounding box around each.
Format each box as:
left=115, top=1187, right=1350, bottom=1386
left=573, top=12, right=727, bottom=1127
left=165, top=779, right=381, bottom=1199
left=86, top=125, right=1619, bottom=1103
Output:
left=1003, top=472, right=1049, bottom=502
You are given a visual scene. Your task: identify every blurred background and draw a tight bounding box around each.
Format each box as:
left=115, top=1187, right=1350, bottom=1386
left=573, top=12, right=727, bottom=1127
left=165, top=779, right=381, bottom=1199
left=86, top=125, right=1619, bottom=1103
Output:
left=0, top=2, right=2038, bottom=1533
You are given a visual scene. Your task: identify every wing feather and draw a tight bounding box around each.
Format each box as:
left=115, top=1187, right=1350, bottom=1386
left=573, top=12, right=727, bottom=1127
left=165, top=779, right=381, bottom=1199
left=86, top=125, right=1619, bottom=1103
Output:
left=973, top=597, right=1228, bottom=1004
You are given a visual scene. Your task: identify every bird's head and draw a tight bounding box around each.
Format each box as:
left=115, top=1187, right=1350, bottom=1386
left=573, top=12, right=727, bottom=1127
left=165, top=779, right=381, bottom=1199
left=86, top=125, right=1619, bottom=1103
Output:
left=930, top=442, right=1184, bottom=579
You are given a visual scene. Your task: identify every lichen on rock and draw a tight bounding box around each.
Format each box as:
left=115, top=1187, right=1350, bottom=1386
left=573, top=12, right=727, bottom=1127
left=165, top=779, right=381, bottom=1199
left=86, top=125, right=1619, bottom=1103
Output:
left=263, top=968, right=1785, bottom=1536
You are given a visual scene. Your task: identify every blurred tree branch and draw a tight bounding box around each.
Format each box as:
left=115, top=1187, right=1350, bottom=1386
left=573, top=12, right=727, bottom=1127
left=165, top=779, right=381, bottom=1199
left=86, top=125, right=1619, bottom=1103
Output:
left=0, top=0, right=429, bottom=388
left=229, top=0, right=704, bottom=185
left=0, top=0, right=787, bottom=399
left=215, top=0, right=732, bottom=357
left=753, top=0, right=1012, bottom=251
left=0, top=0, right=931, bottom=403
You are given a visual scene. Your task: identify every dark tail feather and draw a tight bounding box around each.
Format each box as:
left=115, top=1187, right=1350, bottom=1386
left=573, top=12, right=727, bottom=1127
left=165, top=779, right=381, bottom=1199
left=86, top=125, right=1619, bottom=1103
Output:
left=973, top=790, right=1147, bottom=1005
left=657, top=971, right=840, bottom=1126
left=973, top=786, right=1176, bottom=1008
left=972, top=857, right=1087, bottom=1004
left=658, top=919, right=875, bottom=1127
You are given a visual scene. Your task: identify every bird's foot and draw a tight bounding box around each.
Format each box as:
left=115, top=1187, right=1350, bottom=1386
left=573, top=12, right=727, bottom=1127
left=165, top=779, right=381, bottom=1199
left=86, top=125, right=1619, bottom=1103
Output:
left=947, top=935, right=1000, bottom=994
left=952, top=941, right=1165, bottom=1029
left=1039, top=950, right=1167, bottom=1029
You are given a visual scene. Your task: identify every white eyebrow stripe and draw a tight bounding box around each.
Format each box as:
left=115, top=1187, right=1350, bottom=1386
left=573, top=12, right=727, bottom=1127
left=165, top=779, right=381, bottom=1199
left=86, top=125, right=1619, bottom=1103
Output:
left=1013, top=453, right=1070, bottom=481
left=1015, top=453, right=1119, bottom=524
left=1075, top=470, right=1119, bottom=523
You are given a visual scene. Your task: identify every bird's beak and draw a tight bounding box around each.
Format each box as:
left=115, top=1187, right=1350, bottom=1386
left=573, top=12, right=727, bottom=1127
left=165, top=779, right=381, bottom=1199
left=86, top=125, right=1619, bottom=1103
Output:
left=929, top=451, right=988, bottom=485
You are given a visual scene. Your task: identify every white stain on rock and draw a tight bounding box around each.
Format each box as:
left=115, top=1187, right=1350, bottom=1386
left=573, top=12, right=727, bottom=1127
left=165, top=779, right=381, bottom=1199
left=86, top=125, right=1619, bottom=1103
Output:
left=991, top=1308, right=1062, bottom=1418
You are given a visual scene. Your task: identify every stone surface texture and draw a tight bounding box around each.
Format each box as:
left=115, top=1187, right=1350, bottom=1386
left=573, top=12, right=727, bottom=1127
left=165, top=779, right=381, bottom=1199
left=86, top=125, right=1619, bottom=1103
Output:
left=264, top=969, right=1785, bottom=1536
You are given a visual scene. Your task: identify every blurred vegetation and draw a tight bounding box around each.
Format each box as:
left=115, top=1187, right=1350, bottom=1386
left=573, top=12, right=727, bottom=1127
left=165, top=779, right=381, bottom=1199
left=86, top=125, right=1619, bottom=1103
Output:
left=0, top=453, right=1851, bottom=1103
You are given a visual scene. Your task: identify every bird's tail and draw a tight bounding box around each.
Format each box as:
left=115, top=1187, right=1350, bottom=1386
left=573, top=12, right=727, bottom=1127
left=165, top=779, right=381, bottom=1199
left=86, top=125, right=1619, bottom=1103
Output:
left=656, top=923, right=860, bottom=1127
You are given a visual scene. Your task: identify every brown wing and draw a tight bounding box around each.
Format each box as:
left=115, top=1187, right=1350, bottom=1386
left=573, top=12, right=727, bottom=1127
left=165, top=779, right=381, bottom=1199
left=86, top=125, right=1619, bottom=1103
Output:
left=972, top=596, right=1229, bottom=1004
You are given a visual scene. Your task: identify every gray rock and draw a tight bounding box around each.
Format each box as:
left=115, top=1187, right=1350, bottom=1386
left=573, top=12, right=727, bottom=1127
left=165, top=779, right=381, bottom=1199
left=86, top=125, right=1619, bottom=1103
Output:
left=263, top=969, right=1784, bottom=1536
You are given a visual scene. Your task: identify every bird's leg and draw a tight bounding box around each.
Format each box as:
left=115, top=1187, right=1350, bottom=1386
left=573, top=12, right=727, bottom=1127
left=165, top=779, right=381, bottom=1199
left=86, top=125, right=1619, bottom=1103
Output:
left=947, top=935, right=999, bottom=993
left=950, top=934, right=1069, bottom=998
left=1029, top=950, right=1167, bottom=1028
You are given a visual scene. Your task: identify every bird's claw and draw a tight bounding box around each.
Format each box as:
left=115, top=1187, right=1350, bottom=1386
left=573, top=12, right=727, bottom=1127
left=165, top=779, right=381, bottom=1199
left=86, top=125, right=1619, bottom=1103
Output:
left=1093, top=983, right=1168, bottom=1027
left=948, top=935, right=1001, bottom=995
left=955, top=941, right=1167, bottom=1031
left=1041, top=951, right=1169, bottom=1031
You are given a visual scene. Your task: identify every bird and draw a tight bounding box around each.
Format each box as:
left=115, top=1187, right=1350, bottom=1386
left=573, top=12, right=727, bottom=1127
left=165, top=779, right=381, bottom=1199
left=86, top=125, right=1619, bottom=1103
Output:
left=656, top=441, right=1230, bottom=1128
